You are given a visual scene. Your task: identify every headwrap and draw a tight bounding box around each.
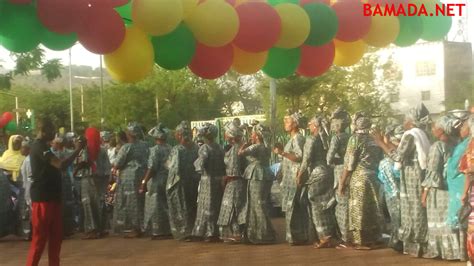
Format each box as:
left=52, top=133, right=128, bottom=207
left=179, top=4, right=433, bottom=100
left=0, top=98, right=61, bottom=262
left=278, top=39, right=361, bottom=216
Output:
left=385, top=125, right=404, bottom=141
left=176, top=121, right=192, bottom=141
left=330, top=107, right=351, bottom=131
left=225, top=119, right=243, bottom=138
left=148, top=123, right=169, bottom=140
left=310, top=115, right=330, bottom=150
left=354, top=112, right=372, bottom=131
left=406, top=103, right=431, bottom=128
left=0, top=135, right=25, bottom=181
left=285, top=111, right=306, bottom=129
left=448, top=109, right=470, bottom=132
left=198, top=123, right=218, bottom=139
left=253, top=123, right=270, bottom=141
left=127, top=122, right=143, bottom=138
left=434, top=115, right=455, bottom=135
left=100, top=131, right=112, bottom=142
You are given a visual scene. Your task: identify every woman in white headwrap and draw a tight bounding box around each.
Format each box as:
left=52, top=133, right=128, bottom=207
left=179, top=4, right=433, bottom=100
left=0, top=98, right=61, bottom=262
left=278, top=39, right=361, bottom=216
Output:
left=421, top=116, right=466, bottom=260
left=140, top=123, right=172, bottom=240
left=373, top=103, right=431, bottom=257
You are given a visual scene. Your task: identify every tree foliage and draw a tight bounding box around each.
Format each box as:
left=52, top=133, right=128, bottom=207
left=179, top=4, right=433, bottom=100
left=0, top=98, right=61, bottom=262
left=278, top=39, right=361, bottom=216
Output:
left=0, top=47, right=63, bottom=90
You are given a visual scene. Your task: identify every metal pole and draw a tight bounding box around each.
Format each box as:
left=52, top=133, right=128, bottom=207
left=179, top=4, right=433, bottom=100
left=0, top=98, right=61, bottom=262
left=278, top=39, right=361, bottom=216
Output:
left=99, top=55, right=104, bottom=128
left=155, top=94, right=160, bottom=123
left=270, top=78, right=277, bottom=132
left=69, top=48, right=74, bottom=132
left=81, top=86, right=84, bottom=122
left=15, top=96, right=19, bottom=125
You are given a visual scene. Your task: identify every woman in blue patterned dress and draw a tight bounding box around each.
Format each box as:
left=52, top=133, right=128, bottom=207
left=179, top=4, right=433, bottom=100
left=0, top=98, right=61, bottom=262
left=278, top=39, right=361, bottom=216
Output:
left=192, top=123, right=226, bottom=242
left=166, top=121, right=200, bottom=241
left=239, top=124, right=276, bottom=244
left=274, top=112, right=312, bottom=245
left=140, top=124, right=172, bottom=240
left=218, top=119, right=247, bottom=243
left=421, top=116, right=466, bottom=260
left=112, top=123, right=149, bottom=238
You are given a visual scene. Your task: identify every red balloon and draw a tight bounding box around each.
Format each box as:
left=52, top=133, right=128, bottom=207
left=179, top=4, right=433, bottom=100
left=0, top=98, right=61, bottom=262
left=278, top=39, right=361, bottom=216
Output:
left=1, top=112, right=14, bottom=123
left=85, top=127, right=101, bottom=162
left=189, top=43, right=234, bottom=79
left=367, top=0, right=407, bottom=4
left=77, top=7, right=126, bottom=54
left=234, top=2, right=281, bottom=53
left=300, top=0, right=330, bottom=5
left=332, top=0, right=371, bottom=42
left=297, top=42, right=334, bottom=77
left=37, top=0, right=87, bottom=34
left=0, top=118, right=8, bottom=128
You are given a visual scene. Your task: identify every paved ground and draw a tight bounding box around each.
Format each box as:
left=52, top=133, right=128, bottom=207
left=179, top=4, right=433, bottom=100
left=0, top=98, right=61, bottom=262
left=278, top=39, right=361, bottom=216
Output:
left=0, top=218, right=466, bottom=266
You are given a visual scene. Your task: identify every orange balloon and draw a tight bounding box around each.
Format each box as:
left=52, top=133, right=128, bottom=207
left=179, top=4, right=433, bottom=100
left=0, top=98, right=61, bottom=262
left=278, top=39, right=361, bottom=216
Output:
left=232, top=46, right=268, bottom=75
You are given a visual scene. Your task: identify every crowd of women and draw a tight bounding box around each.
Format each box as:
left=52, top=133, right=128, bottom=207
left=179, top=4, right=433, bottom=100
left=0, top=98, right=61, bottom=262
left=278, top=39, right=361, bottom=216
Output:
left=1, top=103, right=474, bottom=263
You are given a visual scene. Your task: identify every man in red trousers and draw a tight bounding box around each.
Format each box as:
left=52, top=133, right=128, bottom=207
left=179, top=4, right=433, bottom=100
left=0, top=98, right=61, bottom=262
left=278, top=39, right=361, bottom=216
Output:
left=26, top=118, right=84, bottom=266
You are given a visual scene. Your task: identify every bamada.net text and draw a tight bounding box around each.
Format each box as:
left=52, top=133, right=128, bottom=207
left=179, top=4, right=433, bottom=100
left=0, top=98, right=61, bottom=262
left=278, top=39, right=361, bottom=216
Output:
left=363, top=3, right=466, bottom=16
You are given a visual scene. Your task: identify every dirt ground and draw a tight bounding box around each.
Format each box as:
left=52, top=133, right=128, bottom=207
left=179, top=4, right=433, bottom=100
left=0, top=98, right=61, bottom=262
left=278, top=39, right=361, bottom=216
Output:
left=0, top=218, right=465, bottom=266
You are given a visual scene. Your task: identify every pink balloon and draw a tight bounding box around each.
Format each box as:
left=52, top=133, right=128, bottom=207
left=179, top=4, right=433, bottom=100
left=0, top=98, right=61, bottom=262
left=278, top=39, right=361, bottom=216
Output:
left=77, top=7, right=126, bottom=54
left=297, top=42, right=334, bottom=77
left=332, top=0, right=371, bottom=42
left=234, top=2, right=281, bottom=53
left=189, top=43, right=234, bottom=79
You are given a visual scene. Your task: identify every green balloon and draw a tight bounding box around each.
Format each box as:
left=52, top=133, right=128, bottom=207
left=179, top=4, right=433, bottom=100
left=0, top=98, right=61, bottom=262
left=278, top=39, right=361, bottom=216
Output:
left=420, top=0, right=452, bottom=41
left=115, top=0, right=133, bottom=25
left=267, top=0, right=299, bottom=6
left=42, top=29, right=77, bottom=51
left=0, top=3, right=41, bottom=53
left=394, top=16, right=423, bottom=47
left=152, top=23, right=196, bottom=70
left=262, top=47, right=301, bottom=79
left=303, top=3, right=338, bottom=47
left=4, top=121, right=17, bottom=132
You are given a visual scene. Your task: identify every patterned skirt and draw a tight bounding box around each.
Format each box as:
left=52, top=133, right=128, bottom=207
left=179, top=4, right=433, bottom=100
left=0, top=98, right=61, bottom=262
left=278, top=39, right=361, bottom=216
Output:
left=385, top=194, right=402, bottom=250
left=283, top=181, right=313, bottom=244
left=348, top=167, right=383, bottom=246
left=399, top=165, right=427, bottom=257
left=167, top=176, right=199, bottom=240
left=81, top=176, right=103, bottom=233
left=307, top=167, right=336, bottom=240
left=334, top=164, right=349, bottom=242
left=113, top=176, right=144, bottom=233
left=144, top=175, right=170, bottom=236
left=217, top=178, right=246, bottom=239
left=424, top=188, right=466, bottom=260
left=242, top=179, right=276, bottom=244
left=192, top=175, right=223, bottom=238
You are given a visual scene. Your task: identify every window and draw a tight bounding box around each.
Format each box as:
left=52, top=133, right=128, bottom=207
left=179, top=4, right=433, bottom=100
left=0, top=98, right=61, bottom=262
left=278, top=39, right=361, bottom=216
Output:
left=389, top=92, right=399, bottom=103
left=416, top=61, right=436, bottom=76
left=421, top=91, right=431, bottom=101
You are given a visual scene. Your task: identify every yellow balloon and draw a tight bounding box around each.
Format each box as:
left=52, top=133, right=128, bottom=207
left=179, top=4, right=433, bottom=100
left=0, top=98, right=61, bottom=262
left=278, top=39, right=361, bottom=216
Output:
left=232, top=46, right=268, bottom=75
left=104, top=27, right=155, bottom=83
left=363, top=15, right=400, bottom=48
left=132, top=0, right=183, bottom=36
left=274, top=4, right=310, bottom=49
left=334, top=39, right=367, bottom=67
left=186, top=0, right=239, bottom=47
left=181, top=0, right=198, bottom=18
left=234, top=0, right=266, bottom=6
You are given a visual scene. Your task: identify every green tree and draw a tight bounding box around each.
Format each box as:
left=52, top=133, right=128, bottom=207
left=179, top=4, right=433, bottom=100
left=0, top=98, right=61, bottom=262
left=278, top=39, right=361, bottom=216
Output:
left=0, top=47, right=63, bottom=90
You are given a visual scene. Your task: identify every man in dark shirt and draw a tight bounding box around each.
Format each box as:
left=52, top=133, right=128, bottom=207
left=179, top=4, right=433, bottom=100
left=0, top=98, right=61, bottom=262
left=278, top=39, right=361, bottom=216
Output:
left=26, top=118, right=84, bottom=266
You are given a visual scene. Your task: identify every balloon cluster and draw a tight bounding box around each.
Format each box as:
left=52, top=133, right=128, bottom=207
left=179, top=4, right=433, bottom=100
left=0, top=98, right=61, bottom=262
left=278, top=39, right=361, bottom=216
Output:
left=0, top=0, right=452, bottom=82
left=0, top=112, right=17, bottom=132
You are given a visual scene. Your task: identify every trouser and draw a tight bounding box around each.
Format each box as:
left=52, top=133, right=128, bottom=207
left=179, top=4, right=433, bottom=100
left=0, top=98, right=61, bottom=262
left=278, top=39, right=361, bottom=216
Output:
left=26, top=202, right=63, bottom=266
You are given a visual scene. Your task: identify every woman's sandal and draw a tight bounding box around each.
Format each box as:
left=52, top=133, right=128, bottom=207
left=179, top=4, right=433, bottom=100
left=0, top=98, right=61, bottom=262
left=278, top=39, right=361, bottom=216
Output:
left=314, top=238, right=334, bottom=249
